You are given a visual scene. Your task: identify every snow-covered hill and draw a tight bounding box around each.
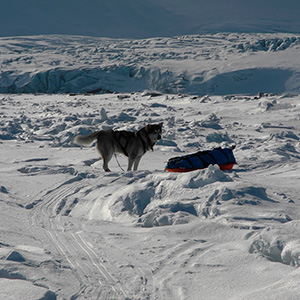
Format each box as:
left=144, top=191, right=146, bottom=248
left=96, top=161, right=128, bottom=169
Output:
left=1, top=0, right=300, bottom=38
left=1, top=92, right=300, bottom=299
left=1, top=33, right=300, bottom=95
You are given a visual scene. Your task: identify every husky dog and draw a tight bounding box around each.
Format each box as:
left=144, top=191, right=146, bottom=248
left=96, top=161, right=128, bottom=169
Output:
left=74, top=123, right=163, bottom=172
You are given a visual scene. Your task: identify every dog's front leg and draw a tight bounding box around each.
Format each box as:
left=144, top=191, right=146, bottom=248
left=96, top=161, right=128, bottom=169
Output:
left=127, top=156, right=135, bottom=171
left=133, top=156, right=142, bottom=171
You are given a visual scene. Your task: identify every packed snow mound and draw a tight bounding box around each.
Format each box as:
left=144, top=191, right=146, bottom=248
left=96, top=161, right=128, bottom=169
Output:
left=1, top=34, right=300, bottom=95
left=63, top=164, right=287, bottom=228
left=1, top=0, right=300, bottom=38
left=74, top=166, right=234, bottom=227
left=0, top=278, right=56, bottom=300
left=250, top=221, right=300, bottom=267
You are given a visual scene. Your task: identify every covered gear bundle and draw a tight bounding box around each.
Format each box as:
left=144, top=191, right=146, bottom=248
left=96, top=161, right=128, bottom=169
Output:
left=165, top=146, right=237, bottom=172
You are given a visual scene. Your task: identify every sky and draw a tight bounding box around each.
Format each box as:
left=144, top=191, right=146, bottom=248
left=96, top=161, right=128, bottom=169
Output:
left=1, top=0, right=300, bottom=38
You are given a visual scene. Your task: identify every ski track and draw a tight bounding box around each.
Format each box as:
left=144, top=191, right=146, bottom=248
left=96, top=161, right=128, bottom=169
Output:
left=28, top=174, right=157, bottom=299
left=152, top=239, right=203, bottom=299
left=29, top=178, right=128, bottom=299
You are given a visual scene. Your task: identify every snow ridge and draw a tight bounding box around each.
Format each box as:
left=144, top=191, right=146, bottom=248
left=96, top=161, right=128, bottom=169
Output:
left=1, top=33, right=300, bottom=95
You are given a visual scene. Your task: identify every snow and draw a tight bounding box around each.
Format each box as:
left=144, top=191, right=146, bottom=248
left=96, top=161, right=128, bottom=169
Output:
left=1, top=1, right=300, bottom=298
left=1, top=91, right=300, bottom=299
left=1, top=34, right=300, bottom=95
left=0, top=278, right=56, bottom=300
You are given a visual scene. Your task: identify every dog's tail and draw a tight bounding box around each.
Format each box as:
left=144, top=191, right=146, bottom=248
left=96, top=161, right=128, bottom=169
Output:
left=73, top=132, right=99, bottom=146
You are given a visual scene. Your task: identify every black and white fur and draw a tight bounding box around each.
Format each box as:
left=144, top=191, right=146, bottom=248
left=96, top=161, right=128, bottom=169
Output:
left=73, top=123, right=162, bottom=171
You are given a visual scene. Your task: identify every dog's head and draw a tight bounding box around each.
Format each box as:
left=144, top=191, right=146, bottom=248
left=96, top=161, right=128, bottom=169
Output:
left=145, top=122, right=163, bottom=143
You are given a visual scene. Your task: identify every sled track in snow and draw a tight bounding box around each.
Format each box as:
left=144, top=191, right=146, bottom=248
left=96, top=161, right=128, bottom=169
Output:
left=29, top=178, right=128, bottom=300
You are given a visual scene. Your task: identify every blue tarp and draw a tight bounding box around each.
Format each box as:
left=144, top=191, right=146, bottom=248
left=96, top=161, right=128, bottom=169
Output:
left=166, top=147, right=236, bottom=171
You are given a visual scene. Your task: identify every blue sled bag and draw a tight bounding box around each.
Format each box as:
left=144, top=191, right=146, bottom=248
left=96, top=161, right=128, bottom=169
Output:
left=165, top=146, right=237, bottom=172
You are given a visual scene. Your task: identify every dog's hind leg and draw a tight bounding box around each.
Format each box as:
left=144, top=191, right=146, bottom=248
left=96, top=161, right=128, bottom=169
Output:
left=97, top=143, right=113, bottom=172
left=101, top=152, right=113, bottom=172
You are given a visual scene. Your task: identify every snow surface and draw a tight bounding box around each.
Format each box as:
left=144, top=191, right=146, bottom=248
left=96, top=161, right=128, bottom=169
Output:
left=1, top=91, right=300, bottom=299
left=1, top=33, right=300, bottom=95
left=1, top=0, right=300, bottom=38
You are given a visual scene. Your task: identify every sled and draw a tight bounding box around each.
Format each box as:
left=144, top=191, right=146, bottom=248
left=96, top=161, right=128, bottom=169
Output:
left=165, top=146, right=237, bottom=173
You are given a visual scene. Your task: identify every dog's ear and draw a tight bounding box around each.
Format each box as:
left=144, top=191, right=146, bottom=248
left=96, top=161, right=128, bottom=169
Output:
left=144, top=124, right=151, bottom=132
left=144, top=123, right=163, bottom=132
